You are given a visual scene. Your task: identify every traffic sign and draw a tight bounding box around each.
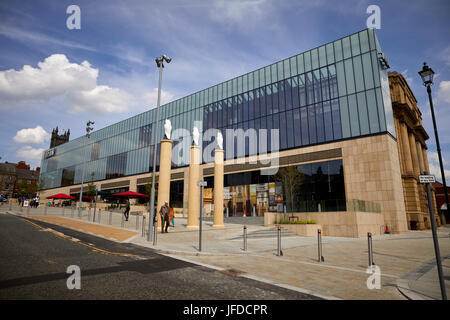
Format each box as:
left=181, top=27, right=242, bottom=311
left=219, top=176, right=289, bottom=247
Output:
left=419, top=175, right=436, bottom=184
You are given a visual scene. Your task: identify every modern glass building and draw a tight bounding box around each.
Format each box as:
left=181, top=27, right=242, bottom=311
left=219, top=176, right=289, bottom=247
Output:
left=40, top=29, right=410, bottom=236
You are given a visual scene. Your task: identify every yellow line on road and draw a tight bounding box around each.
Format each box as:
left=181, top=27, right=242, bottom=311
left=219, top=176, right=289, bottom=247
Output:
left=22, top=217, right=140, bottom=258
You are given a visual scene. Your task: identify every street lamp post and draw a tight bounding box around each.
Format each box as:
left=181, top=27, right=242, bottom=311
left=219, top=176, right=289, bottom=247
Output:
left=78, top=120, right=94, bottom=217
left=418, top=62, right=448, bottom=300
left=418, top=62, right=450, bottom=222
left=147, top=54, right=172, bottom=243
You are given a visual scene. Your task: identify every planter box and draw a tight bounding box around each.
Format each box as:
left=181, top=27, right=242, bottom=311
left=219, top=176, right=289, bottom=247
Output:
left=276, top=223, right=321, bottom=237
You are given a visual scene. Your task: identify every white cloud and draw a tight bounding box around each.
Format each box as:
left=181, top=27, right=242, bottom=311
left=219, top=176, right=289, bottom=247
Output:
left=142, top=88, right=175, bottom=108
left=13, top=126, right=50, bottom=144
left=67, top=85, right=135, bottom=114
left=427, top=151, right=450, bottom=183
left=437, top=80, right=450, bottom=105
left=0, top=54, right=97, bottom=101
left=15, top=146, right=46, bottom=163
left=0, top=54, right=134, bottom=114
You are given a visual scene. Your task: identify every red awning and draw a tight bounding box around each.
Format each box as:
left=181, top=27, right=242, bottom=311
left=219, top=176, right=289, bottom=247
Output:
left=111, top=191, right=149, bottom=198
left=46, top=193, right=76, bottom=200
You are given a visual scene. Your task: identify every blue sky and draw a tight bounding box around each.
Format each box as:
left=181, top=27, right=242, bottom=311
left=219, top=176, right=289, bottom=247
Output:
left=0, top=0, right=449, bottom=181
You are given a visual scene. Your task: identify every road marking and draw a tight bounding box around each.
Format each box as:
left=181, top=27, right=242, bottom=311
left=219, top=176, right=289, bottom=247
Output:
left=21, top=217, right=141, bottom=259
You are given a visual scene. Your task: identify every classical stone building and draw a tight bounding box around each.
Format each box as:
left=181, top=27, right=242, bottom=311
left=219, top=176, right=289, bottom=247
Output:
left=389, top=71, right=439, bottom=230
left=0, top=161, right=40, bottom=199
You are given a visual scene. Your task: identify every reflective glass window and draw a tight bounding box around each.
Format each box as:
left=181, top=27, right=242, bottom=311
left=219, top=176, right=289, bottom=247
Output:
left=351, top=34, right=360, bottom=56
left=266, top=85, right=273, bottom=115
left=232, top=96, right=238, bottom=124
left=293, top=108, right=302, bottom=147
left=243, top=93, right=249, bottom=122
left=248, top=91, right=255, bottom=120
left=357, top=92, right=370, bottom=135
left=292, top=76, right=299, bottom=108
left=366, top=89, right=380, bottom=133
left=253, top=89, right=260, bottom=118
left=299, top=74, right=306, bottom=107
left=347, top=94, right=360, bottom=136
left=259, top=87, right=266, bottom=117
left=313, top=70, right=322, bottom=103
left=359, top=30, right=370, bottom=53
left=297, top=53, right=304, bottom=74
left=329, top=65, right=338, bottom=99
left=308, top=105, right=316, bottom=144
left=315, top=103, right=325, bottom=143
left=362, top=52, right=374, bottom=90
left=320, top=67, right=330, bottom=101
left=300, top=107, right=309, bottom=145
left=331, top=99, right=342, bottom=139
left=279, top=80, right=286, bottom=112
left=304, top=51, right=311, bottom=72
left=323, top=101, right=333, bottom=141
left=227, top=98, right=233, bottom=125
left=277, top=61, right=284, bottom=81
left=342, top=37, right=351, bottom=59
left=311, top=49, right=319, bottom=70
left=286, top=110, right=294, bottom=148
left=326, top=43, right=334, bottom=64
left=306, top=72, right=314, bottom=105
left=353, top=55, right=365, bottom=92
left=334, top=39, right=343, bottom=62
left=272, top=83, right=279, bottom=113
left=285, top=78, right=293, bottom=110
left=319, top=46, right=327, bottom=68
left=290, top=56, right=297, bottom=77
left=344, top=59, right=356, bottom=94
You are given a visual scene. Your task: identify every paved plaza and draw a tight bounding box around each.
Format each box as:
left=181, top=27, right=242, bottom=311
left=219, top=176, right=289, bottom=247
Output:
left=2, top=203, right=449, bottom=300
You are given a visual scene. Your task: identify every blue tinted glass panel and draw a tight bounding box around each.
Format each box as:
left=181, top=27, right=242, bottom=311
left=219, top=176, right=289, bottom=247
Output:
left=293, top=108, right=302, bottom=146
left=311, top=49, right=319, bottom=70
left=357, top=91, right=370, bottom=135
left=353, top=55, right=365, bottom=92
left=336, top=61, right=346, bottom=97
left=319, top=46, right=327, bottom=68
left=279, top=111, right=287, bottom=149
left=315, top=103, right=325, bottom=143
left=351, top=34, right=360, bottom=56
left=285, top=79, right=293, bottom=110
left=272, top=83, right=279, bottom=113
left=347, top=94, right=360, bottom=136
left=326, top=43, right=335, bottom=64
left=323, top=101, right=333, bottom=141
left=279, top=80, right=286, bottom=112
left=265, top=85, right=273, bottom=115
left=286, top=109, right=294, bottom=148
left=297, top=54, right=304, bottom=74
left=299, top=74, right=306, bottom=107
left=292, top=76, right=299, bottom=108
left=331, top=99, right=342, bottom=139
left=334, top=40, right=343, bottom=62
left=304, top=51, right=311, bottom=72
left=344, top=59, right=356, bottom=94
left=306, top=72, right=314, bottom=105
left=366, top=89, right=380, bottom=133
left=362, top=52, right=374, bottom=89
left=359, top=30, right=370, bottom=53
left=342, top=37, right=351, bottom=59
left=308, top=105, right=316, bottom=144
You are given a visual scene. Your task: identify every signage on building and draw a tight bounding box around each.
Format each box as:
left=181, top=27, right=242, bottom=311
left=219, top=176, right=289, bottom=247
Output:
left=419, top=175, right=436, bottom=184
left=44, top=148, right=55, bottom=159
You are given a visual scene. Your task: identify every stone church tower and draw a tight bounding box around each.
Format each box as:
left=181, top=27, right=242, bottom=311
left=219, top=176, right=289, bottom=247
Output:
left=50, top=127, right=70, bottom=148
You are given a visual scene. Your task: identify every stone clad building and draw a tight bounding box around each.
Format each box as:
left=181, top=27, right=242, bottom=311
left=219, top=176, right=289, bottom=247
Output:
left=38, top=29, right=440, bottom=237
left=389, top=72, right=439, bottom=230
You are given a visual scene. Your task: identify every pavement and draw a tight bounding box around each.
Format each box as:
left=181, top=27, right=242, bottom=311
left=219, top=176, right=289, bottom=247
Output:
left=2, top=203, right=449, bottom=300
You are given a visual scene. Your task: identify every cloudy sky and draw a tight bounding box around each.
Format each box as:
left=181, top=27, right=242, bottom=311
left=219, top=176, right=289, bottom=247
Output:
left=0, top=0, right=449, bottom=182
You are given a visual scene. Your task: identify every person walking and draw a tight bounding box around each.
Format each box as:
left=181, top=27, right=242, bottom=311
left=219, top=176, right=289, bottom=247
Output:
left=123, top=199, right=130, bottom=221
left=159, top=200, right=170, bottom=233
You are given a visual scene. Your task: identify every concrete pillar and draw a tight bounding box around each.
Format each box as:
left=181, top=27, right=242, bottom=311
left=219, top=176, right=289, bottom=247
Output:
left=157, top=139, right=173, bottom=223
left=408, top=132, right=420, bottom=176
left=213, top=149, right=224, bottom=228
left=400, top=122, right=413, bottom=174
left=416, top=141, right=425, bottom=174
left=422, top=147, right=430, bottom=173
left=187, top=145, right=201, bottom=229
left=129, top=179, right=137, bottom=205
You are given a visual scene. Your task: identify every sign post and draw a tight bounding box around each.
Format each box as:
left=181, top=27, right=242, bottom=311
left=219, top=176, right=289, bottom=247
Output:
left=198, top=180, right=207, bottom=252
left=420, top=172, right=447, bottom=300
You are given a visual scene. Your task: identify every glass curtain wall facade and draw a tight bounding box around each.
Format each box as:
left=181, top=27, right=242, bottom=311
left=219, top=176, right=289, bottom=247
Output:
left=40, top=28, right=394, bottom=191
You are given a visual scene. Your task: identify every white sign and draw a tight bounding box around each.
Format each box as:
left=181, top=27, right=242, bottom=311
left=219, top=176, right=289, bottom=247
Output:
left=45, top=148, right=55, bottom=158
left=419, top=175, right=436, bottom=184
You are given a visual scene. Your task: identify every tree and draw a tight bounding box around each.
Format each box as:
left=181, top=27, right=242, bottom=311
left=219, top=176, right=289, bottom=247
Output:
left=274, top=166, right=305, bottom=215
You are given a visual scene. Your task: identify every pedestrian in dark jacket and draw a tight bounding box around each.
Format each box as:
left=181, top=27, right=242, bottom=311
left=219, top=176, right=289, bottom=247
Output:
left=123, top=200, right=130, bottom=221
left=159, top=201, right=170, bottom=233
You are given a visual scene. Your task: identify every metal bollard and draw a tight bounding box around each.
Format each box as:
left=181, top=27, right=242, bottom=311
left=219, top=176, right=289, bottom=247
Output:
left=243, top=226, right=248, bottom=251
left=318, top=229, right=324, bottom=262
left=252, top=206, right=256, bottom=217
left=368, top=232, right=375, bottom=266
left=98, top=209, right=102, bottom=224
left=136, top=213, right=139, bottom=230
left=88, top=208, right=91, bottom=221
left=109, top=211, right=112, bottom=225
left=226, top=207, right=229, bottom=218
left=277, top=227, right=283, bottom=256
left=142, top=216, right=146, bottom=237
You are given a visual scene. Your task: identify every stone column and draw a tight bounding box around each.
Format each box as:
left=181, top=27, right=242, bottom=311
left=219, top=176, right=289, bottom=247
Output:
left=213, top=149, right=224, bottom=228
left=416, top=141, right=425, bottom=174
left=187, top=145, right=201, bottom=229
left=129, top=178, right=137, bottom=205
left=422, top=147, right=430, bottom=173
left=408, top=132, right=420, bottom=176
left=400, top=122, right=413, bottom=174
left=156, top=139, right=173, bottom=227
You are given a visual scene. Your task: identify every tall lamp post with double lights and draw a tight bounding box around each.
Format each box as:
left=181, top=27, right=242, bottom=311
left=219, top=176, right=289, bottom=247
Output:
left=418, top=62, right=448, bottom=300
left=78, top=120, right=95, bottom=217
left=147, top=54, right=172, bottom=243
left=418, top=63, right=450, bottom=222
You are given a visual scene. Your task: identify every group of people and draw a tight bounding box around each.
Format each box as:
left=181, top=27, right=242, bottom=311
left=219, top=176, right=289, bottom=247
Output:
left=18, top=196, right=40, bottom=208
left=122, top=199, right=174, bottom=233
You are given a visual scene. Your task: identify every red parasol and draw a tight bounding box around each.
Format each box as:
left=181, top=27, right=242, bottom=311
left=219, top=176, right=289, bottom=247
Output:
left=46, top=193, right=76, bottom=200
left=111, top=191, right=149, bottom=198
